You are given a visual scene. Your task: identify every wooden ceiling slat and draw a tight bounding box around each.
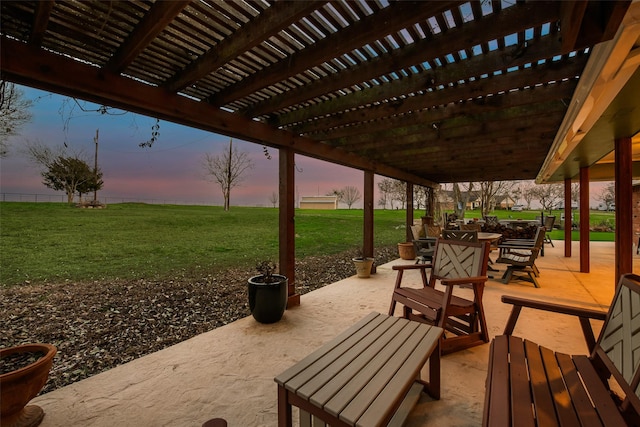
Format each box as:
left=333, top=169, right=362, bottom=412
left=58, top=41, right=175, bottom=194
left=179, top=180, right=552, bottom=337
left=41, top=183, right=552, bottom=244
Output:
left=105, top=1, right=189, bottom=74
left=209, top=1, right=464, bottom=107
left=278, top=36, right=580, bottom=133
left=164, top=1, right=323, bottom=92
left=337, top=102, right=568, bottom=155
left=314, top=82, right=577, bottom=142
left=244, top=2, right=560, bottom=119
left=29, top=0, right=54, bottom=46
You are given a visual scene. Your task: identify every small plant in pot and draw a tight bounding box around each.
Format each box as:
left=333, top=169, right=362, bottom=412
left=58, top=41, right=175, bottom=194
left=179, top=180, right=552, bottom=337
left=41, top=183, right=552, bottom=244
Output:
left=1, top=343, right=57, bottom=427
left=247, top=261, right=288, bottom=324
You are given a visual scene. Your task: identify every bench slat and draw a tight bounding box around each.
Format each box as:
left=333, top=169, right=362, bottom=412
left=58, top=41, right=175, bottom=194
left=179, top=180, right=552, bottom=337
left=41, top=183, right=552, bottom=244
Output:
left=555, top=353, right=603, bottom=427
left=484, top=335, right=511, bottom=427
left=508, top=337, right=537, bottom=427
left=312, top=319, right=419, bottom=410
left=352, top=326, right=442, bottom=427
left=537, top=344, right=579, bottom=427
left=573, top=355, right=628, bottom=426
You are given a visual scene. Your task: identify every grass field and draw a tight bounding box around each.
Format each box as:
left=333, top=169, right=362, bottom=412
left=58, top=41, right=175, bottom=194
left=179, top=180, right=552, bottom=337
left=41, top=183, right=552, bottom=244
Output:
left=0, top=203, right=615, bottom=286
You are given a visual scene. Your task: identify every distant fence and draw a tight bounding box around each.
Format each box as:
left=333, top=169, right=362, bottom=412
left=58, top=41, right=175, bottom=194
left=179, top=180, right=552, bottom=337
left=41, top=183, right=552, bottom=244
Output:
left=0, top=193, right=215, bottom=206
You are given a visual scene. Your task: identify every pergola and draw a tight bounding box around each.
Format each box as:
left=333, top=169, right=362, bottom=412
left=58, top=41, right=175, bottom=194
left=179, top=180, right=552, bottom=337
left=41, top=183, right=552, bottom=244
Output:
left=1, top=1, right=638, bottom=305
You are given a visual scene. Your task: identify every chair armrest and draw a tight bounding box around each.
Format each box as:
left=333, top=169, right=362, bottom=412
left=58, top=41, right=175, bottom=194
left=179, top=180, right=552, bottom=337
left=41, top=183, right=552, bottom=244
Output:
left=501, top=295, right=608, bottom=353
left=392, top=264, right=431, bottom=271
left=441, top=276, right=488, bottom=287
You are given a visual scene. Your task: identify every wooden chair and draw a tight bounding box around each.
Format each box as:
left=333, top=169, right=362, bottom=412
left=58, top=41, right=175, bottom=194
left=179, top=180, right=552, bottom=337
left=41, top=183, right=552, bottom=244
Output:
left=543, top=215, right=555, bottom=247
left=411, top=224, right=435, bottom=264
left=495, top=226, right=545, bottom=287
left=424, top=224, right=442, bottom=238
left=389, top=239, right=491, bottom=354
left=460, top=222, right=482, bottom=232
left=483, top=273, right=640, bottom=426
left=442, top=229, right=478, bottom=242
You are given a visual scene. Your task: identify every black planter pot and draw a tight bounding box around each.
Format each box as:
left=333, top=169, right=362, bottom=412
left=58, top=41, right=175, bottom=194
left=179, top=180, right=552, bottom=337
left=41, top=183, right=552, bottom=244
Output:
left=247, top=274, right=288, bottom=324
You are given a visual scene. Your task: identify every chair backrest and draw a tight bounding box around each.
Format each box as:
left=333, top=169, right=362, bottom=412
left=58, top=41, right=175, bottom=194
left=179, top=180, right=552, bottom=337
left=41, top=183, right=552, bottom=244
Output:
left=424, top=225, right=442, bottom=238
left=531, top=226, right=546, bottom=249
left=430, top=239, right=490, bottom=283
left=442, top=229, right=478, bottom=242
left=543, top=215, right=555, bottom=230
left=594, top=273, right=640, bottom=413
left=410, top=224, right=423, bottom=240
left=460, top=223, right=481, bottom=232
left=483, top=215, right=499, bottom=227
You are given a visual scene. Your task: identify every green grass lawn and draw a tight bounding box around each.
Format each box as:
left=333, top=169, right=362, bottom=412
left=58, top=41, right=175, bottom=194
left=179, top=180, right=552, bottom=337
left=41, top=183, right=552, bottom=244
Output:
left=0, top=203, right=615, bottom=286
left=0, top=203, right=410, bottom=286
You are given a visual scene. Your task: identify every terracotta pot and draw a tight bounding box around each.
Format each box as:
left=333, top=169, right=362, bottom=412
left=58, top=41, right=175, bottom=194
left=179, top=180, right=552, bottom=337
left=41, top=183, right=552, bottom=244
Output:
left=397, top=242, right=416, bottom=260
left=1, top=343, right=57, bottom=427
left=352, top=257, right=374, bottom=278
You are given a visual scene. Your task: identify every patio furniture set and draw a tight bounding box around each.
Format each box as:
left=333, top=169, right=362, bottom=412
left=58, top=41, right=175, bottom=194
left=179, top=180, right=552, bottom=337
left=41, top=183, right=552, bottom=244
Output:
left=275, top=234, right=640, bottom=426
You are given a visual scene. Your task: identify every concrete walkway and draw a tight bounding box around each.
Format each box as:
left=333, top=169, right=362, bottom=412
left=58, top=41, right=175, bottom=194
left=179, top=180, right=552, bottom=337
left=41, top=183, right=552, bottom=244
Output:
left=33, top=242, right=639, bottom=427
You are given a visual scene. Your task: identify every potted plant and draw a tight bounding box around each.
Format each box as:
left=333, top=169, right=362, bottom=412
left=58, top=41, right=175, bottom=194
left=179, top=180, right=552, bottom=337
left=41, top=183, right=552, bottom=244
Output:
left=1, top=343, right=57, bottom=427
left=247, top=261, right=288, bottom=324
left=352, top=249, right=375, bottom=278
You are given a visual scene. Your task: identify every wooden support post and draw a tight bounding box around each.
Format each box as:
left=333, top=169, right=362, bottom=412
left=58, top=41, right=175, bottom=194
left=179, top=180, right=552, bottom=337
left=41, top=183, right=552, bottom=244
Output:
left=363, top=171, right=375, bottom=272
left=564, top=178, right=572, bottom=257
left=406, top=182, right=414, bottom=242
left=615, top=137, right=633, bottom=283
left=279, top=148, right=299, bottom=307
left=579, top=167, right=590, bottom=273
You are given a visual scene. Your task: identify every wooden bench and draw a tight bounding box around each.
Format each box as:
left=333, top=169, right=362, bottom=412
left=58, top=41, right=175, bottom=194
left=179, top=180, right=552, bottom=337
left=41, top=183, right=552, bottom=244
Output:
left=275, top=312, right=443, bottom=427
left=482, top=273, right=640, bottom=426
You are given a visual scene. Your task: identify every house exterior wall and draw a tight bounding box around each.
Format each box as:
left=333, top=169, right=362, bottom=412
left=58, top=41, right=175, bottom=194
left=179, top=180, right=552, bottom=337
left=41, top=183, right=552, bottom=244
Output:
left=299, top=196, right=338, bottom=209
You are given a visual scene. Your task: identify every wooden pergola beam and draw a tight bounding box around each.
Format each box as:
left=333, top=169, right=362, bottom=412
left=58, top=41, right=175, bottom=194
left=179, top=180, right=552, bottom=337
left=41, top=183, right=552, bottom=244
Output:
left=0, top=37, right=436, bottom=189
left=311, top=81, right=577, bottom=142
left=246, top=1, right=560, bottom=118
left=164, top=1, right=324, bottom=93
left=210, top=1, right=464, bottom=107
left=283, top=54, right=587, bottom=134
left=105, top=1, right=190, bottom=74
left=29, top=1, right=54, bottom=46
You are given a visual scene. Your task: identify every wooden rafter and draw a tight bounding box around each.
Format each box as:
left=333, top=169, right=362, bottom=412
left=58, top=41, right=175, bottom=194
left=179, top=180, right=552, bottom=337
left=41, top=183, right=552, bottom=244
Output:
left=208, top=1, right=464, bottom=107
left=105, top=1, right=190, bottom=73
left=245, top=1, right=560, bottom=119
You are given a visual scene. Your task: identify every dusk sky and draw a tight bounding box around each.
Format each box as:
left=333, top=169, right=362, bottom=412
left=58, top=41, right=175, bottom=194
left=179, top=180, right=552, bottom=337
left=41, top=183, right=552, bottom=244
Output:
left=1, top=85, right=610, bottom=208
left=1, top=85, right=370, bottom=207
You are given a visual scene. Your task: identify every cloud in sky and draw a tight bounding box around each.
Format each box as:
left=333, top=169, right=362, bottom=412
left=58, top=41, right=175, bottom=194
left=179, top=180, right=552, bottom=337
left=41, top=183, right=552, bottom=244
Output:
left=1, top=86, right=371, bottom=207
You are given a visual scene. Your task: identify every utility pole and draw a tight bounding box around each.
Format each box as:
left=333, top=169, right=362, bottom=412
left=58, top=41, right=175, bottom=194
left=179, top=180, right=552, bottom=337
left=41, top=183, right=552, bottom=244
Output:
left=93, top=129, right=99, bottom=203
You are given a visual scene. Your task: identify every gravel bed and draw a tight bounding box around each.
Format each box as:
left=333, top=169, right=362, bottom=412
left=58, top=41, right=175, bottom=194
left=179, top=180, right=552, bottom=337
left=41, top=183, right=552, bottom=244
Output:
left=0, top=246, right=398, bottom=394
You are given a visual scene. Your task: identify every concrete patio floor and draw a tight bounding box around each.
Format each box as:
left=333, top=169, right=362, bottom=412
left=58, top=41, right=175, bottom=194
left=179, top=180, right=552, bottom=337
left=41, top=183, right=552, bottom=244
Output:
left=33, top=241, right=639, bottom=427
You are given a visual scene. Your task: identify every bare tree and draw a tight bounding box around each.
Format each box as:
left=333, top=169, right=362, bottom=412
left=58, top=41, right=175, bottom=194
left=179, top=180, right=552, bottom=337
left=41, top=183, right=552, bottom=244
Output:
left=597, top=182, right=615, bottom=210
left=268, top=191, right=278, bottom=208
left=530, top=183, right=564, bottom=213
left=390, top=180, right=407, bottom=209
left=341, top=185, right=362, bottom=209
left=0, top=81, right=33, bottom=157
left=452, top=182, right=475, bottom=218
left=520, top=181, right=537, bottom=210
left=202, top=139, right=254, bottom=211
left=377, top=178, right=395, bottom=209
left=477, top=180, right=516, bottom=216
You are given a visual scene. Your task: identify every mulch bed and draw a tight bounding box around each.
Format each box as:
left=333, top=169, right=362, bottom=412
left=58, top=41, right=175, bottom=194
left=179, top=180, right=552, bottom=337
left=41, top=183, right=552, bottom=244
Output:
left=1, top=246, right=397, bottom=394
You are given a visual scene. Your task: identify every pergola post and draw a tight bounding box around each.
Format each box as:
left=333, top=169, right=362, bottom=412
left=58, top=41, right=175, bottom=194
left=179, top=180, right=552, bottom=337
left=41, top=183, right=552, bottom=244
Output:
left=579, top=167, right=590, bottom=273
left=363, top=171, right=375, bottom=272
left=279, top=148, right=299, bottom=307
left=406, top=182, right=414, bottom=242
left=564, top=178, right=572, bottom=257
left=615, top=136, right=633, bottom=283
